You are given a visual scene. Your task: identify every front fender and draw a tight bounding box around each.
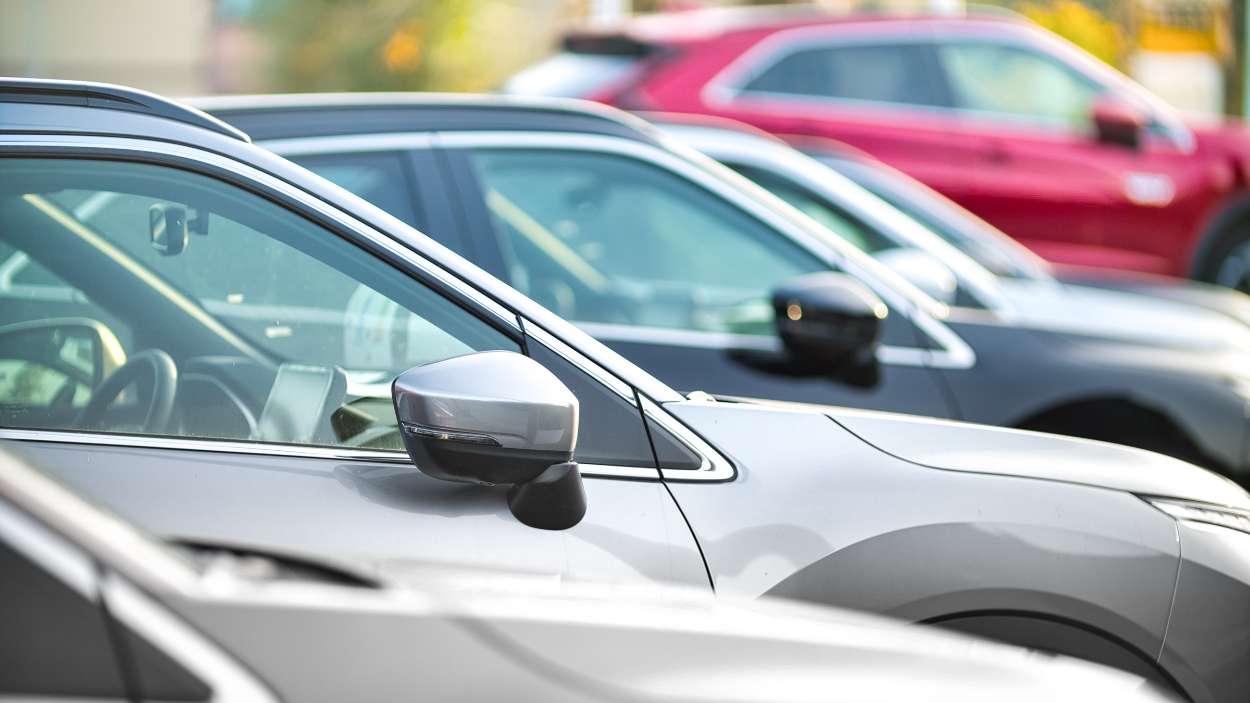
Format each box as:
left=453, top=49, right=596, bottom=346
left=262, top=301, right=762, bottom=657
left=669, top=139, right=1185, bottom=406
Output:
left=664, top=402, right=1181, bottom=661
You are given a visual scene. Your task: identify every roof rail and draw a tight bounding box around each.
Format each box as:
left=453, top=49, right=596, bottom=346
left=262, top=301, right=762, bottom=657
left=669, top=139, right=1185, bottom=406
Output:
left=0, top=77, right=250, bottom=142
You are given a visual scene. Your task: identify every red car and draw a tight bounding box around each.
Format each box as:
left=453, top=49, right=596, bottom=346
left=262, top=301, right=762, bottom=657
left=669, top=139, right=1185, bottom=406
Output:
left=508, top=7, right=1250, bottom=290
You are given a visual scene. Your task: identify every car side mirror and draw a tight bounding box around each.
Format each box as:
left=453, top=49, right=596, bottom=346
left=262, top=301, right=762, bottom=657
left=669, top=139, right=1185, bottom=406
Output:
left=1091, top=97, right=1146, bottom=149
left=873, top=248, right=958, bottom=305
left=391, top=351, right=586, bottom=530
left=771, top=272, right=886, bottom=375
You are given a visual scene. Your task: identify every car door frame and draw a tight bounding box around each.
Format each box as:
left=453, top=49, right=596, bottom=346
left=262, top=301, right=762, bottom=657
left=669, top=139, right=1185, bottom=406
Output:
left=0, top=134, right=731, bottom=484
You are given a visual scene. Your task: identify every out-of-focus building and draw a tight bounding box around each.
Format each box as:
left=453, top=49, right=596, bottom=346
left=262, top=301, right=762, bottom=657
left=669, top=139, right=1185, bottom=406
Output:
left=0, top=0, right=213, bottom=96
left=1130, top=0, right=1227, bottom=116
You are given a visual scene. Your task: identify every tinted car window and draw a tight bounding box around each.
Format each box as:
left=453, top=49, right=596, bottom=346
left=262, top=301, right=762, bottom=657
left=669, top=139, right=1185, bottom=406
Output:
left=0, top=158, right=519, bottom=449
left=465, top=148, right=826, bottom=336
left=938, top=42, right=1101, bottom=127
left=743, top=43, right=952, bottom=108
left=291, top=152, right=420, bottom=227
left=527, top=341, right=654, bottom=467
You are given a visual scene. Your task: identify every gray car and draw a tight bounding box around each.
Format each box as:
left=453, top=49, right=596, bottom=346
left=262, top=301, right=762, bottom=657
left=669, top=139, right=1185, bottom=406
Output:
left=6, top=445, right=1176, bottom=703
left=2, top=79, right=1249, bottom=702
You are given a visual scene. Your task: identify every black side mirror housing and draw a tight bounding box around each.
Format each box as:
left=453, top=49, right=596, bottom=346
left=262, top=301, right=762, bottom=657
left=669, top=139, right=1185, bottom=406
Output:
left=771, top=272, right=887, bottom=374
left=1091, top=97, right=1147, bottom=150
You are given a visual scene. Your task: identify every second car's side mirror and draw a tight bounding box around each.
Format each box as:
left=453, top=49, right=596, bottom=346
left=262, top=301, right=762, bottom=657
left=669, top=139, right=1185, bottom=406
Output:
left=1091, top=97, right=1146, bottom=149
left=771, top=272, right=887, bottom=375
left=392, top=351, right=586, bottom=530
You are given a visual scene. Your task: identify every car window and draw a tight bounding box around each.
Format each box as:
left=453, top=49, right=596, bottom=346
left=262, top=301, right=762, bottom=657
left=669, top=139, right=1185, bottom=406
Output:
left=0, top=157, right=519, bottom=450
left=727, top=163, right=894, bottom=254
left=938, top=42, right=1101, bottom=127
left=464, top=148, right=827, bottom=337
left=741, top=42, right=952, bottom=108
left=291, top=152, right=420, bottom=227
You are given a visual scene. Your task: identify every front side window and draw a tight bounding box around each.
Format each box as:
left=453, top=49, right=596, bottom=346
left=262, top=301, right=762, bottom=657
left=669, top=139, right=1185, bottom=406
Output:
left=464, top=148, right=826, bottom=337
left=741, top=42, right=952, bottom=108
left=938, top=42, right=1101, bottom=127
left=0, top=158, right=518, bottom=449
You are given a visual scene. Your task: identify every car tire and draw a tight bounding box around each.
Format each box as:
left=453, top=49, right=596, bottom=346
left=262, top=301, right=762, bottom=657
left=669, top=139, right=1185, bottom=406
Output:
left=1194, top=219, right=1250, bottom=293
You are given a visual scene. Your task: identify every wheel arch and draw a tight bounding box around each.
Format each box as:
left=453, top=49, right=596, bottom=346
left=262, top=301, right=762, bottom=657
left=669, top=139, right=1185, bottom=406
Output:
left=925, top=610, right=1190, bottom=700
left=1189, top=193, right=1250, bottom=281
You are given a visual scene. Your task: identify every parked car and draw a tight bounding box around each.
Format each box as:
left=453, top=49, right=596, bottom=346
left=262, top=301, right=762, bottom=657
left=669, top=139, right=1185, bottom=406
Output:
left=4, top=79, right=1249, bottom=702
left=507, top=6, right=1250, bottom=289
left=199, top=93, right=1250, bottom=485
left=788, top=133, right=1250, bottom=327
left=6, top=445, right=1178, bottom=703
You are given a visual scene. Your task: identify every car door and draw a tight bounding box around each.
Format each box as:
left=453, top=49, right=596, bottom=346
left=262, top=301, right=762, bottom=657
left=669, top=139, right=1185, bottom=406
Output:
left=934, top=38, right=1200, bottom=275
left=437, top=135, right=955, bottom=417
left=709, top=33, right=986, bottom=207
left=0, top=149, right=708, bottom=590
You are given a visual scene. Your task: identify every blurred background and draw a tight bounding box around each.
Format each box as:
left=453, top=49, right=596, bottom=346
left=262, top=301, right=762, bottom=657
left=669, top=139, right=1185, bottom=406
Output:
left=1, top=0, right=1248, bottom=118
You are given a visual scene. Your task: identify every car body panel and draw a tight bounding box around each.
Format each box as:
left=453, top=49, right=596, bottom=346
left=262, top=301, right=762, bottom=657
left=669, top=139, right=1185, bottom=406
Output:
left=661, top=401, right=1181, bottom=663
left=1, top=441, right=1174, bottom=703
left=1159, top=521, right=1250, bottom=702
left=7, top=439, right=710, bottom=589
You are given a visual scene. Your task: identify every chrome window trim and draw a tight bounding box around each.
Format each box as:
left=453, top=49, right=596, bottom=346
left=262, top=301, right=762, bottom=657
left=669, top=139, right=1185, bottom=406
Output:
left=641, top=396, right=735, bottom=482
left=0, top=428, right=672, bottom=481
left=703, top=25, right=1194, bottom=152
left=260, top=132, right=437, bottom=157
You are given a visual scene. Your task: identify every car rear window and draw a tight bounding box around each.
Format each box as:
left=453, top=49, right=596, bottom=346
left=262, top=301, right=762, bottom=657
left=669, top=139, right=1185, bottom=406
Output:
left=505, top=52, right=643, bottom=98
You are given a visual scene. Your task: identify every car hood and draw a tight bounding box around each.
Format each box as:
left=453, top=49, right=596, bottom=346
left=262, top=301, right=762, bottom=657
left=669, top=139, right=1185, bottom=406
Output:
left=996, top=278, right=1250, bottom=351
left=827, top=405, right=1250, bottom=510
left=1054, top=267, right=1250, bottom=329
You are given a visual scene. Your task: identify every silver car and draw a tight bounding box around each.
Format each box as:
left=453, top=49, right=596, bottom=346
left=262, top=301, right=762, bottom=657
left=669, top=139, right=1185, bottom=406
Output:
left=3, top=445, right=1176, bottom=702
left=2, top=79, right=1248, bottom=702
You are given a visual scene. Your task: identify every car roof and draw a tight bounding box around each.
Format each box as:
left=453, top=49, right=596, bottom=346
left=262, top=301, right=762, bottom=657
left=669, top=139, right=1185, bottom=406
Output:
left=190, top=92, right=666, bottom=145
left=562, top=4, right=1024, bottom=46
left=0, top=77, right=250, bottom=146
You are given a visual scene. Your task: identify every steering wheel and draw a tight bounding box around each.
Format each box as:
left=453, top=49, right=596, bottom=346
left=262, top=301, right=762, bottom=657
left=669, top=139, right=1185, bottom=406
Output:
left=76, top=349, right=178, bottom=433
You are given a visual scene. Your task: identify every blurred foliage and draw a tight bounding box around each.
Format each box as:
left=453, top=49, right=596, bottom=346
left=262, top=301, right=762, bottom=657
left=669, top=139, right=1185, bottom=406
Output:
left=253, top=0, right=497, bottom=92
left=1004, top=1, right=1128, bottom=67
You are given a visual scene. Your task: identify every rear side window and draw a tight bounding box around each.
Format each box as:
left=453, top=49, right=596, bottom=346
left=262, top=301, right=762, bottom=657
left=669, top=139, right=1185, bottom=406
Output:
left=505, top=52, right=642, bottom=98
left=292, top=152, right=420, bottom=228
left=742, top=42, right=952, bottom=108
